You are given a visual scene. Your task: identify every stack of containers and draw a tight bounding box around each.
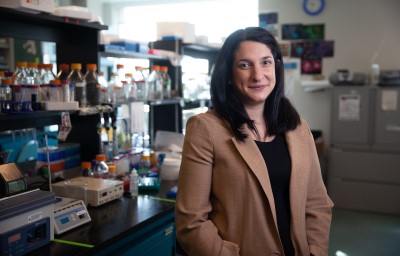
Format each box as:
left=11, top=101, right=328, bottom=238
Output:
left=36, top=143, right=81, bottom=178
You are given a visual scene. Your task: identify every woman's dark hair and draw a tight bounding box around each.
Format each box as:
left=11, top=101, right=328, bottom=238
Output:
left=210, top=27, right=300, bottom=141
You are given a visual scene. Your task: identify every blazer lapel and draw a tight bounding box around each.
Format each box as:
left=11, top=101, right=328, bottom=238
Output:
left=231, top=127, right=278, bottom=225
left=285, top=127, right=310, bottom=217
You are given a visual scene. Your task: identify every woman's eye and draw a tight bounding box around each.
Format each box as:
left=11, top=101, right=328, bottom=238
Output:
left=237, top=62, right=251, bottom=69
left=263, top=59, right=273, bottom=65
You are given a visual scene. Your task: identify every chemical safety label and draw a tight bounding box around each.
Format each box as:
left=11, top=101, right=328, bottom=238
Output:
left=28, top=212, right=43, bottom=223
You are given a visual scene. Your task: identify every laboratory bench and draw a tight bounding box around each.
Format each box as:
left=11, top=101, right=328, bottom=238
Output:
left=25, top=180, right=178, bottom=256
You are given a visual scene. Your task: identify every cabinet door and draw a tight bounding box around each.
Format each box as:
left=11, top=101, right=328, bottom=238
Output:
left=330, top=86, right=374, bottom=147
left=374, top=88, right=400, bottom=148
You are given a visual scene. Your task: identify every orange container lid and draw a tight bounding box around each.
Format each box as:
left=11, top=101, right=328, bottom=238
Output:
left=59, top=63, right=70, bottom=70
left=81, top=161, right=92, bottom=169
left=86, top=63, right=97, bottom=70
left=96, top=154, right=106, bottom=162
left=71, top=63, right=82, bottom=70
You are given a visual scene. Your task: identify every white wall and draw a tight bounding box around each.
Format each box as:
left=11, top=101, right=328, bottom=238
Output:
left=260, top=0, right=400, bottom=149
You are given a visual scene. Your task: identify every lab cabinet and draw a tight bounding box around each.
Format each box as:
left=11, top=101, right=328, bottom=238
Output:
left=374, top=87, right=400, bottom=149
left=328, top=86, right=400, bottom=214
left=330, top=86, right=374, bottom=148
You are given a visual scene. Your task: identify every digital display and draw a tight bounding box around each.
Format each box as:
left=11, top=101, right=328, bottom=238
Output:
left=8, top=233, right=21, bottom=243
left=60, top=217, right=70, bottom=224
left=8, top=179, right=26, bottom=194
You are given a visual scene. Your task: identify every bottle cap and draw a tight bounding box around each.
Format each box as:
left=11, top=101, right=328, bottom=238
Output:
left=86, top=64, right=97, bottom=70
left=117, top=64, right=124, bottom=69
left=160, top=66, right=168, bottom=72
left=59, top=63, right=70, bottom=71
left=16, top=61, right=28, bottom=68
left=81, top=161, right=92, bottom=169
left=28, top=62, right=38, bottom=68
left=96, top=154, right=106, bottom=162
left=71, top=63, right=82, bottom=70
left=45, top=63, right=53, bottom=69
left=50, top=79, right=60, bottom=85
left=109, top=165, right=116, bottom=173
left=152, top=65, right=160, bottom=71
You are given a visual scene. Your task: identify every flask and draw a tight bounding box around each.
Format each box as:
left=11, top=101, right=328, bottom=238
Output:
left=134, top=66, right=148, bottom=100
left=93, top=154, right=109, bottom=179
left=129, top=168, right=139, bottom=196
left=147, top=65, right=162, bottom=100
left=160, top=66, right=172, bottom=99
left=84, top=63, right=100, bottom=106
left=81, top=161, right=92, bottom=177
left=67, top=63, right=86, bottom=107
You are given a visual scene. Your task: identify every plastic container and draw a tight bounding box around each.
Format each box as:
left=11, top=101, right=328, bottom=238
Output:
left=92, top=154, right=109, bottom=179
left=160, top=157, right=181, bottom=180
left=84, top=63, right=100, bottom=106
left=129, top=169, right=139, bottom=196
left=68, top=63, right=86, bottom=107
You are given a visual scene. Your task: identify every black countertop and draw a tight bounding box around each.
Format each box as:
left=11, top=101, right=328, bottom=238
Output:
left=26, top=180, right=177, bottom=256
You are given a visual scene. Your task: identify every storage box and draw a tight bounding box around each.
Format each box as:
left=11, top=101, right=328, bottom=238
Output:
left=157, top=22, right=196, bottom=43
left=0, top=0, right=55, bottom=13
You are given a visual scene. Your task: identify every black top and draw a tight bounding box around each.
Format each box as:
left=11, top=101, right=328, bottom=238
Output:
left=255, top=134, right=295, bottom=256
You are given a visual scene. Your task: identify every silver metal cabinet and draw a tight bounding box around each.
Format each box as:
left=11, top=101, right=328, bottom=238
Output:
left=328, top=86, right=400, bottom=214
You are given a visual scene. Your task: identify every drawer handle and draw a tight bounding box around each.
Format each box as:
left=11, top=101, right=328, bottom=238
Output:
left=164, top=226, right=174, bottom=236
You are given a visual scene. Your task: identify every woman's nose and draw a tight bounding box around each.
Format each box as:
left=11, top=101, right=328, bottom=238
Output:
left=252, top=65, right=263, bottom=82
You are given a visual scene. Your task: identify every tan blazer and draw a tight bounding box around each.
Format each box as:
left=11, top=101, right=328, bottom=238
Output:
left=175, top=109, right=333, bottom=256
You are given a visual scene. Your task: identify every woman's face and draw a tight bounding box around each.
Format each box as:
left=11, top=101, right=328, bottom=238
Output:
left=232, top=41, right=276, bottom=107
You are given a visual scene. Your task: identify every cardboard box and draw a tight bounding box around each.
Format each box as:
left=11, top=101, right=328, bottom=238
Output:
left=0, top=0, right=55, bottom=13
left=157, top=22, right=196, bottom=43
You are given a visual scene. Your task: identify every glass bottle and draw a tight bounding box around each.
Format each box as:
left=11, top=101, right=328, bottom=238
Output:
left=160, top=66, right=172, bottom=99
left=93, top=154, right=109, bottom=179
left=116, top=64, right=125, bottom=86
left=57, top=64, right=70, bottom=102
left=67, top=63, right=86, bottom=107
left=147, top=65, right=162, bottom=100
left=84, top=63, right=100, bottom=106
left=98, top=71, right=110, bottom=103
left=107, top=164, right=117, bottom=179
left=41, top=64, right=56, bottom=85
left=129, top=168, right=139, bottom=196
left=13, top=61, right=28, bottom=85
left=108, top=72, right=121, bottom=104
left=49, top=79, right=61, bottom=102
left=81, top=161, right=92, bottom=177
left=134, top=66, right=148, bottom=101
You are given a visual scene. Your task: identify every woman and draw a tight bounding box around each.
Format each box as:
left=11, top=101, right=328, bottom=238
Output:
left=175, top=27, right=333, bottom=256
